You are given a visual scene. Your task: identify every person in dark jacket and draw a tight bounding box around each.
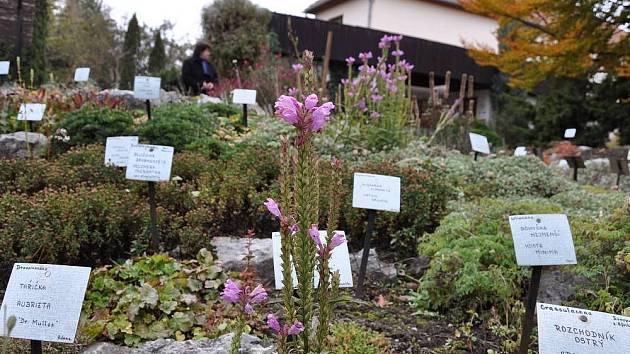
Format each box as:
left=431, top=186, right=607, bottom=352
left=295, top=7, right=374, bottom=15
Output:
left=182, top=41, right=219, bottom=96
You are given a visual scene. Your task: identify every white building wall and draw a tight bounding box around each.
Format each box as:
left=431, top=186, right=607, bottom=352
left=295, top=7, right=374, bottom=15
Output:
left=313, top=0, right=498, bottom=50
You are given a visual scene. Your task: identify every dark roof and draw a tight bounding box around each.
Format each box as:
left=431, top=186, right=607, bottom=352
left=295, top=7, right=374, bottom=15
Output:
left=269, top=13, right=497, bottom=87
left=305, top=0, right=463, bottom=14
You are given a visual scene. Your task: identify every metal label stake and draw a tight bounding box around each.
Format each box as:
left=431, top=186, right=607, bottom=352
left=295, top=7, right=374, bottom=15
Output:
left=356, top=209, right=376, bottom=298
left=145, top=99, right=159, bottom=254
left=518, top=266, right=543, bottom=354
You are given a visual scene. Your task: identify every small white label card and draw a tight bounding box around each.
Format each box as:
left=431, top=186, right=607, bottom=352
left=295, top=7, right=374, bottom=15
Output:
left=272, top=230, right=353, bottom=289
left=125, top=144, right=174, bottom=182
left=0, top=61, right=9, bottom=75
left=514, top=146, right=527, bottom=156
left=104, top=136, right=139, bottom=167
left=352, top=173, right=401, bottom=212
left=0, top=263, right=91, bottom=343
left=565, top=128, right=577, bottom=138
left=232, top=89, right=257, bottom=105
left=508, top=214, right=577, bottom=266
left=627, top=150, right=630, bottom=161
left=17, top=103, right=46, bottom=121
left=73, top=67, right=90, bottom=82
left=537, top=302, right=630, bottom=354
left=133, top=76, right=161, bottom=100
left=469, top=132, right=490, bottom=154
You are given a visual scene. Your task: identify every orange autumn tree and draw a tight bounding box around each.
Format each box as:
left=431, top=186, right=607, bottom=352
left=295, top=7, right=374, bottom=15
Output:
left=460, top=0, right=629, bottom=90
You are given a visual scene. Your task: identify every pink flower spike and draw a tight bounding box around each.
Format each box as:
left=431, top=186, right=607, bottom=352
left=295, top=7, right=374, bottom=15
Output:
left=244, top=303, right=254, bottom=314
left=311, top=101, right=335, bottom=132
left=308, top=225, right=323, bottom=250
left=304, top=94, right=319, bottom=110
left=288, top=320, right=305, bottom=336
left=393, top=34, right=403, bottom=42
left=287, top=87, right=298, bottom=96
left=267, top=314, right=282, bottom=333
left=220, top=279, right=242, bottom=303
left=274, top=95, right=301, bottom=125
left=392, top=49, right=404, bottom=57
left=345, top=57, right=355, bottom=65
left=370, top=111, right=381, bottom=119
left=264, top=198, right=282, bottom=219
left=292, top=63, right=303, bottom=72
left=248, top=284, right=268, bottom=303
left=329, top=232, right=347, bottom=250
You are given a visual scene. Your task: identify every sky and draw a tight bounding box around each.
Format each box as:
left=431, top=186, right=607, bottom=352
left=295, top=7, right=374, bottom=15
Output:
left=102, top=0, right=315, bottom=43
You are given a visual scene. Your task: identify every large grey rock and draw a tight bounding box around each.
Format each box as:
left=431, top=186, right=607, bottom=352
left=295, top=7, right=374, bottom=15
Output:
left=211, top=237, right=274, bottom=285
left=349, top=248, right=397, bottom=283
left=0, top=131, right=48, bottom=158
left=83, top=333, right=275, bottom=354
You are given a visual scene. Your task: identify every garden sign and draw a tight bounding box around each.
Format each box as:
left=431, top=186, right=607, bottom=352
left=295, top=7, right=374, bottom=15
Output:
left=104, top=136, right=139, bottom=167
left=468, top=132, right=490, bottom=159
left=73, top=67, right=90, bottom=82
left=271, top=230, right=353, bottom=289
left=125, top=144, right=174, bottom=182
left=0, top=61, right=9, bottom=75
left=17, top=104, right=46, bottom=121
left=0, top=263, right=91, bottom=343
left=133, top=76, right=161, bottom=100
left=537, top=302, right=630, bottom=354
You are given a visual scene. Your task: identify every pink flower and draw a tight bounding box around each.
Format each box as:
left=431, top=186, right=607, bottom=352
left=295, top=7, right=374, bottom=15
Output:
left=287, top=87, right=298, bottom=96
left=311, top=101, right=335, bottom=132
left=331, top=156, right=342, bottom=169
left=392, top=49, right=404, bottom=57
left=397, top=75, right=408, bottom=81
left=249, top=284, right=268, bottom=304
left=304, top=94, right=318, bottom=110
left=370, top=111, right=381, bottom=119
left=378, top=35, right=392, bottom=49
left=399, top=59, right=414, bottom=72
left=274, top=95, right=301, bottom=125
left=358, top=51, right=373, bottom=61
left=264, top=198, right=282, bottom=218
left=371, top=94, right=383, bottom=102
left=309, top=225, right=323, bottom=250
left=292, top=63, right=303, bottom=72
left=329, top=232, right=347, bottom=250
left=267, top=314, right=282, bottom=333
left=392, top=34, right=403, bottom=42
left=367, top=66, right=377, bottom=74
left=221, top=279, right=242, bottom=303
left=288, top=321, right=305, bottom=335
left=289, top=224, right=299, bottom=235
left=345, top=57, right=355, bottom=65
left=341, top=78, right=349, bottom=85
left=356, top=99, right=367, bottom=112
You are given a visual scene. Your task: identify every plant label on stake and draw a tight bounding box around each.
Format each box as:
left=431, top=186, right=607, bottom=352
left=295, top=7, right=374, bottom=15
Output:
left=352, top=173, right=401, bottom=297
left=0, top=263, right=91, bottom=343
left=564, top=128, right=577, bottom=139
left=232, top=89, right=257, bottom=104
left=509, top=214, right=577, bottom=266
left=509, top=214, right=577, bottom=354
left=17, top=103, right=46, bottom=121
left=104, top=136, right=139, bottom=167
left=627, top=150, right=630, bottom=161
left=73, top=67, right=90, bottom=82
left=537, top=302, right=630, bottom=354
left=125, top=144, right=174, bottom=182
left=469, top=132, right=490, bottom=155
left=133, top=76, right=161, bottom=100
left=271, top=230, right=353, bottom=289
left=514, top=146, right=527, bottom=156
left=0, top=61, right=9, bottom=75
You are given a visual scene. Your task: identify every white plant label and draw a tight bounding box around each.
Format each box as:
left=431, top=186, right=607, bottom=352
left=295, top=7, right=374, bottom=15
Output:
left=627, top=150, right=630, bottom=161
left=104, top=136, right=139, bottom=167
left=125, top=144, right=174, bottom=182
left=0, top=263, right=91, bottom=343
left=73, top=67, right=90, bottom=82
left=537, top=302, right=630, bottom=354
left=514, top=146, right=527, bottom=157
left=565, top=128, right=577, bottom=139
left=133, top=76, right=161, bottom=100
left=508, top=214, right=577, bottom=266
left=469, top=132, right=490, bottom=154
left=232, top=89, right=257, bottom=105
left=352, top=173, right=401, bottom=212
left=0, top=61, right=9, bottom=75
left=272, top=230, right=353, bottom=289
left=17, top=103, right=46, bottom=121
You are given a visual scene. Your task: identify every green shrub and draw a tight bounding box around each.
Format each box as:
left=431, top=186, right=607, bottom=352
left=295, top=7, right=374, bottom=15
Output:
left=550, top=185, right=628, bottom=218
left=0, top=185, right=142, bottom=278
left=81, top=250, right=227, bottom=346
left=328, top=322, right=392, bottom=354
left=412, top=198, right=562, bottom=319
left=342, top=160, right=454, bottom=255
left=443, top=155, right=570, bottom=199
left=55, top=107, right=134, bottom=149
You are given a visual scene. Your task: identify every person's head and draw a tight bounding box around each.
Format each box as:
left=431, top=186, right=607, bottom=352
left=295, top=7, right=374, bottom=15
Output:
left=193, top=41, right=212, bottom=61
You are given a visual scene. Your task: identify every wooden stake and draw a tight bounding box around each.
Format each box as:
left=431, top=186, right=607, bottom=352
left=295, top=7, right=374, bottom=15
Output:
left=321, top=31, right=333, bottom=97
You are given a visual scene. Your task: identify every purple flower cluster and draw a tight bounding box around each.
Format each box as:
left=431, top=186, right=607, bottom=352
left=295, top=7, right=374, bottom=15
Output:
left=378, top=34, right=404, bottom=49
left=267, top=314, right=304, bottom=336
left=308, top=225, right=347, bottom=257
left=221, top=279, right=268, bottom=314
left=274, top=94, right=335, bottom=135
